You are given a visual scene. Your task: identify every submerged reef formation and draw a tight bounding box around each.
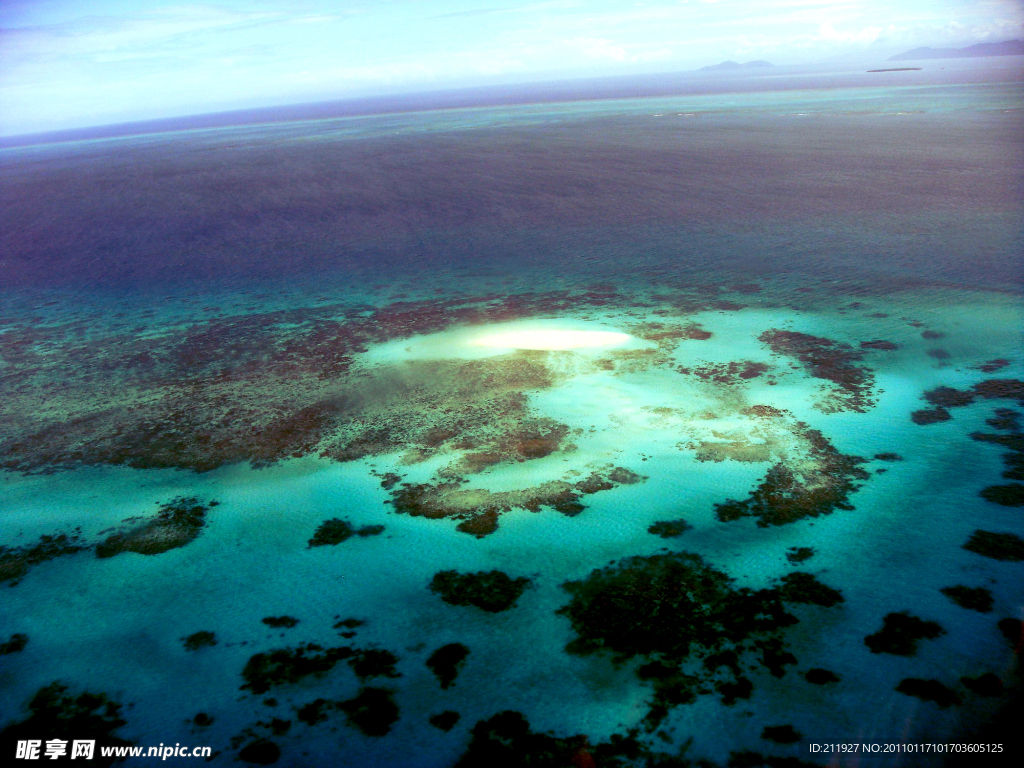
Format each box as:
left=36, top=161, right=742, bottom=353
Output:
left=0, top=633, right=29, bottom=654
left=677, top=360, right=771, bottom=385
left=940, top=586, right=994, bottom=613
left=426, top=643, right=470, bottom=689
left=307, top=518, right=384, bottom=547
left=647, top=519, right=691, bottom=538
left=454, top=710, right=678, bottom=768
left=863, top=612, right=945, bottom=656
left=758, top=330, right=878, bottom=412
left=389, top=466, right=644, bottom=536
left=712, top=422, right=869, bottom=527
left=182, top=631, right=217, bottom=651
left=338, top=688, right=399, bottom=737
left=962, top=530, right=1024, bottom=561
left=95, top=497, right=215, bottom=558
left=0, top=291, right=636, bottom=475
left=557, top=551, right=843, bottom=730
left=429, top=570, right=531, bottom=613
left=895, top=678, right=961, bottom=708
left=0, top=683, right=133, bottom=767
left=0, top=532, right=86, bottom=585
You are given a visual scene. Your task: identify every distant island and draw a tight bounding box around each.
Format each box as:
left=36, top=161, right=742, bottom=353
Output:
left=698, top=60, right=773, bottom=72
left=888, top=39, right=1024, bottom=61
left=867, top=67, right=922, bottom=73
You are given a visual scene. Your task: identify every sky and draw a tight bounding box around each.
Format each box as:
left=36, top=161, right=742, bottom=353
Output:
left=1, top=0, right=1022, bottom=136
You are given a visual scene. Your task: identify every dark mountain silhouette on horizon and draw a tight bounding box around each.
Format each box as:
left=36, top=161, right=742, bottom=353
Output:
left=698, top=60, right=774, bottom=72
left=888, top=39, right=1024, bottom=61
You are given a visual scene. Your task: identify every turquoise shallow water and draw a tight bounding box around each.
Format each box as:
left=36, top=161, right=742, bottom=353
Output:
left=1, top=74, right=1023, bottom=767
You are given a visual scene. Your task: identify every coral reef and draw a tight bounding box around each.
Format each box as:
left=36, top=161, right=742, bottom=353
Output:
left=390, top=466, right=643, bottom=536
left=262, top=616, right=299, bottom=629
left=182, top=631, right=217, bottom=651
left=911, top=407, right=951, bottom=425
left=761, top=725, right=801, bottom=744
left=804, top=668, right=840, bottom=685
left=895, top=678, right=960, bottom=708
left=963, top=530, right=1024, bottom=561
left=240, top=644, right=354, bottom=694
left=238, top=740, right=280, bottom=765
left=558, top=551, right=843, bottom=730
left=429, top=571, right=531, bottom=613
left=785, top=547, right=814, bottom=564
left=426, top=643, right=470, bottom=689
left=95, top=497, right=215, bottom=558
left=961, top=673, right=1003, bottom=697
left=0, top=532, right=86, bottom=585
left=338, top=687, right=399, bottom=737
left=713, top=423, right=868, bottom=527
left=647, top=519, right=691, bottom=538
left=429, top=711, right=461, bottom=731
left=940, top=585, right=993, bottom=613
left=0, top=633, right=29, bottom=654
left=864, top=612, right=945, bottom=656
left=758, top=330, right=876, bottom=412
left=0, top=683, right=132, bottom=767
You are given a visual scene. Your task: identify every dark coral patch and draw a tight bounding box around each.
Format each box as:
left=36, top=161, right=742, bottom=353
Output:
left=680, top=361, right=770, bottom=384
left=940, top=585, right=993, bottom=613
left=785, top=547, right=814, bottom=564
left=895, top=678, right=960, bottom=708
left=963, top=530, right=1024, bottom=561
left=390, top=466, right=643, bottom=536
left=864, top=612, right=945, bottom=656
left=0, top=683, right=132, bottom=766
left=0, top=531, right=86, bottom=585
left=559, top=552, right=797, bottom=664
left=860, top=340, right=898, bottom=350
left=426, top=643, right=470, bottom=689
left=911, top=407, right=951, bottom=425
left=986, top=408, right=1021, bottom=431
left=758, top=329, right=876, bottom=412
left=193, top=713, right=213, bottom=726
left=262, top=616, right=299, bottom=629
left=997, top=617, right=1023, bottom=650
left=182, top=631, right=217, bottom=651
left=777, top=572, right=844, bottom=607
left=921, top=330, right=945, bottom=340
left=308, top=519, right=354, bottom=547
left=873, top=452, right=902, bottom=461
left=338, top=687, right=399, bottom=737
left=804, top=668, right=840, bottom=685
left=555, top=550, right=839, bottom=728
left=240, top=644, right=353, bottom=695
left=454, top=710, right=657, bottom=768
left=713, top=424, right=868, bottom=527
left=647, top=519, right=691, bottom=538
left=1, top=632, right=28, bottom=654
left=429, top=711, right=461, bottom=732
left=924, top=386, right=974, bottom=408
left=295, top=699, right=331, bottom=726
left=95, top=497, right=214, bottom=558
left=961, top=673, right=1003, bottom=697
left=429, top=570, right=531, bottom=613
left=980, top=484, right=1024, bottom=506
left=972, top=379, right=1024, bottom=406
left=976, top=359, right=1011, bottom=373
left=347, top=649, right=400, bottom=681
left=761, top=725, right=801, bottom=744
left=238, top=740, right=280, bottom=765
